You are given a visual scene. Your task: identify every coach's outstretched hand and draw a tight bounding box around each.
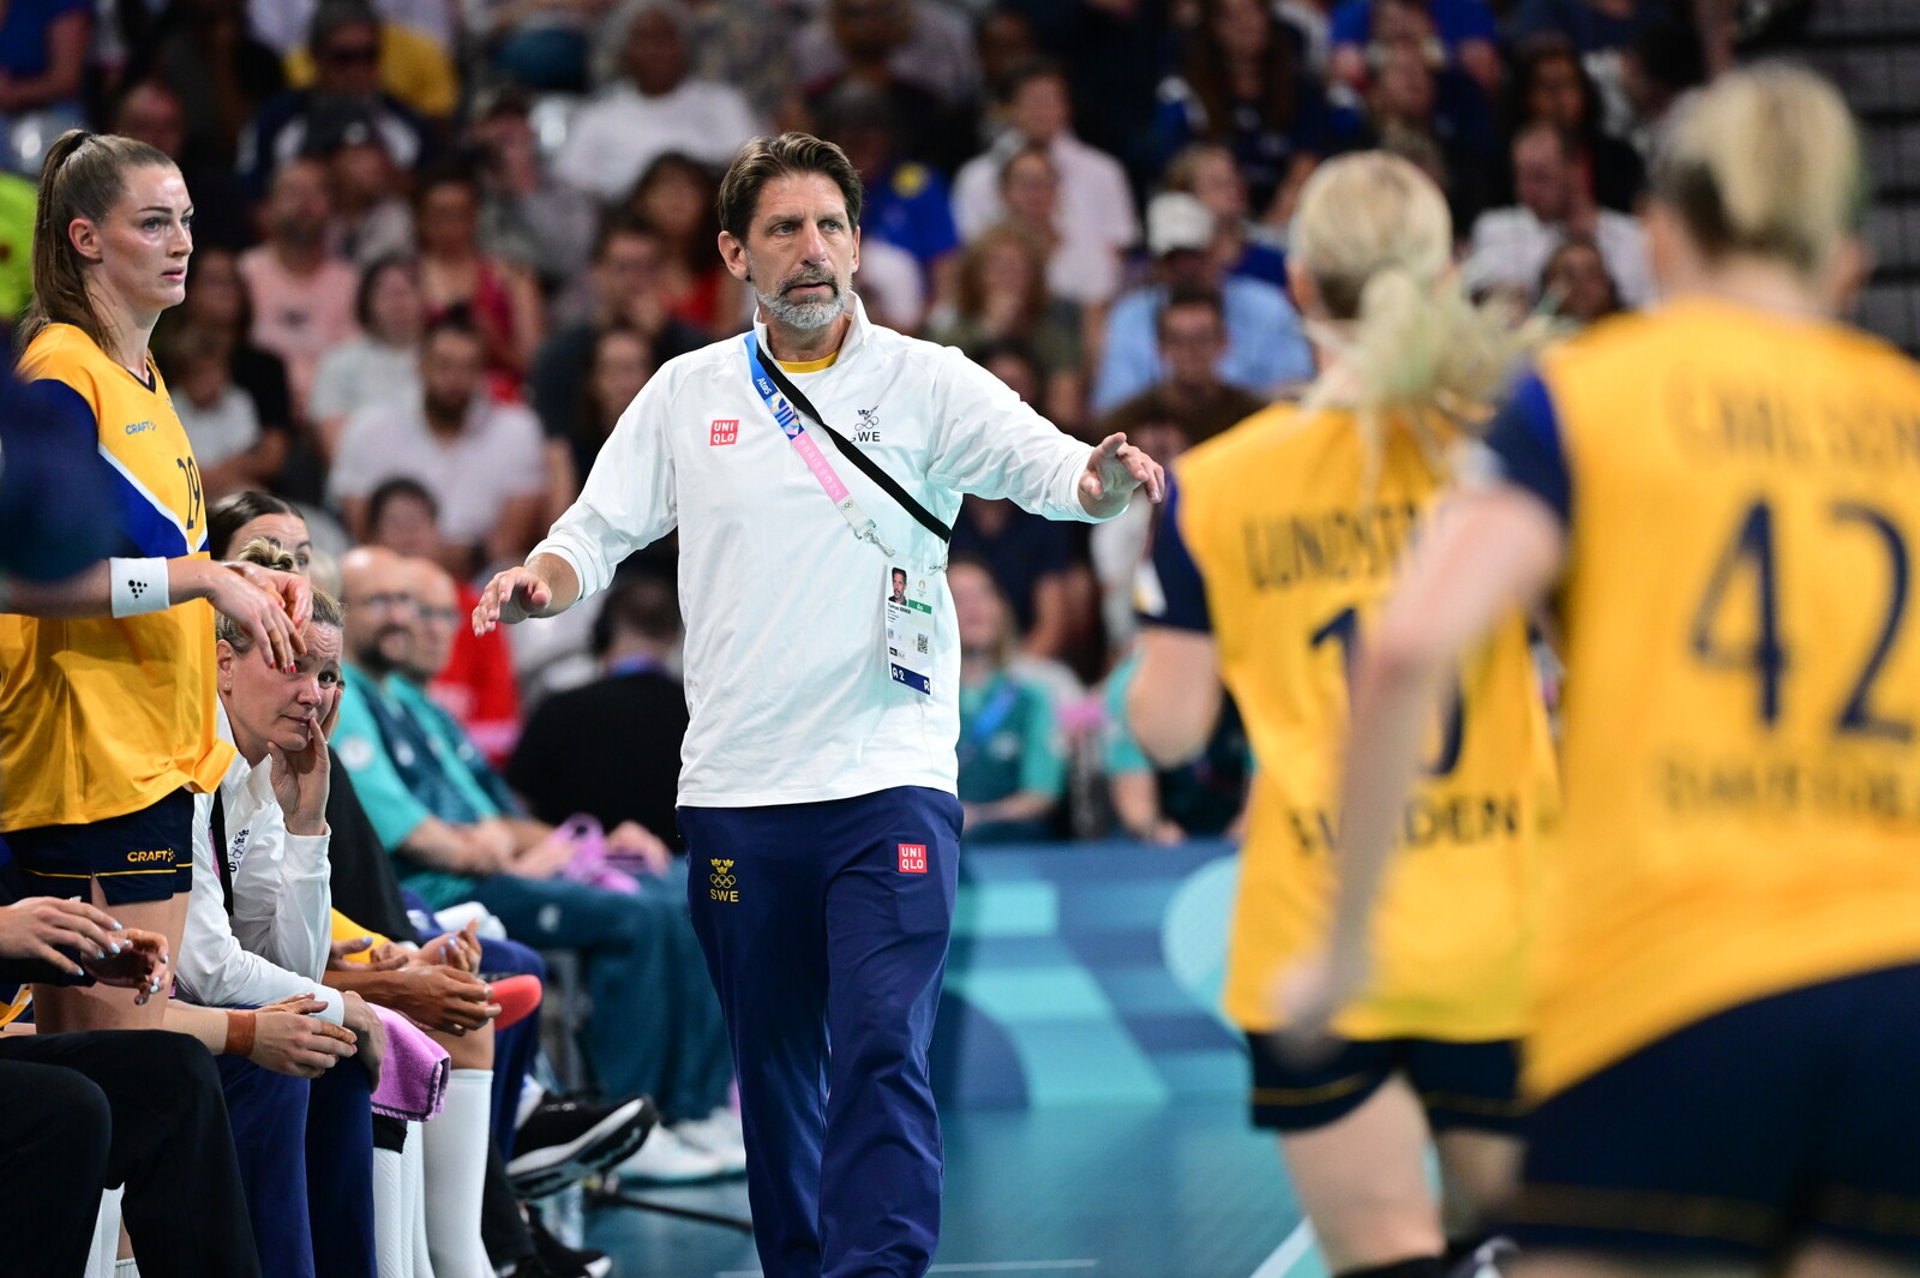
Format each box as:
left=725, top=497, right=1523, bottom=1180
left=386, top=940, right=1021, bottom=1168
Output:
left=1078, top=433, right=1166, bottom=519
left=473, top=565, right=552, bottom=635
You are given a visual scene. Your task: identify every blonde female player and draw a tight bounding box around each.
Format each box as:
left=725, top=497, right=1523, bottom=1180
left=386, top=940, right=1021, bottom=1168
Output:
left=0, top=130, right=308, bottom=1034
left=1130, top=150, right=1556, bottom=1278
left=1287, top=65, right=1920, bottom=1277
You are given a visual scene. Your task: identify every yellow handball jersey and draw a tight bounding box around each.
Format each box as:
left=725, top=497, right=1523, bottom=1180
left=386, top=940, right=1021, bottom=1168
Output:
left=1484, top=298, right=1920, bottom=1100
left=0, top=323, right=233, bottom=830
left=1145, top=402, right=1556, bottom=1041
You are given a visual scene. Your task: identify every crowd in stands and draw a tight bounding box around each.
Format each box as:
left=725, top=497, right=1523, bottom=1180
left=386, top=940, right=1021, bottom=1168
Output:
left=0, top=0, right=1749, bottom=850
left=0, top=0, right=1796, bottom=1273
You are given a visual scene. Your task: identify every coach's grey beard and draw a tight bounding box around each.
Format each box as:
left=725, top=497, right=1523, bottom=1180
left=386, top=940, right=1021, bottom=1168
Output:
left=750, top=255, right=849, bottom=330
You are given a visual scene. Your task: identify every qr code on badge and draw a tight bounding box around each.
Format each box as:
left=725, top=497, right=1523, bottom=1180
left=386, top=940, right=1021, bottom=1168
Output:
left=915, top=633, right=930, bottom=656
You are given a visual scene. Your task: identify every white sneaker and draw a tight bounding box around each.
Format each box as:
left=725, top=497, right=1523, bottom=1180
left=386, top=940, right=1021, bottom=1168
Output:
left=672, top=1108, right=747, bottom=1175
left=613, top=1123, right=728, bottom=1184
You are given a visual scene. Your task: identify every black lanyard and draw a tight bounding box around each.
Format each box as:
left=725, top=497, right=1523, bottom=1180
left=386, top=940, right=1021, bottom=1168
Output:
left=756, top=355, right=954, bottom=544
left=210, top=791, right=235, bottom=918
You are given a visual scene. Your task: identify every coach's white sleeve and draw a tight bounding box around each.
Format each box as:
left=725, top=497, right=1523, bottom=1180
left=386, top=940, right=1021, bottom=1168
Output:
left=531, top=369, right=681, bottom=602
left=925, top=345, right=1101, bottom=523
left=175, top=788, right=345, bottom=1023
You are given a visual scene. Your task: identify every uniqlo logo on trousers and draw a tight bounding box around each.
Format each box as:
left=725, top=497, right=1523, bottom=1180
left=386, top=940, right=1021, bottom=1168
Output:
left=710, top=418, right=739, bottom=446
left=897, top=843, right=928, bottom=874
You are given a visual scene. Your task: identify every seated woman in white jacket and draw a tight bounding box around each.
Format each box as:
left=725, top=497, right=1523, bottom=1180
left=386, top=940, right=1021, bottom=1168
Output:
left=189, top=539, right=498, bottom=1278
left=158, top=539, right=385, bottom=1278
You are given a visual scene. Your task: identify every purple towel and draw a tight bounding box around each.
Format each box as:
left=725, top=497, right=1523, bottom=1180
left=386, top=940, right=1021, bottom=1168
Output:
left=369, top=1004, right=450, bottom=1123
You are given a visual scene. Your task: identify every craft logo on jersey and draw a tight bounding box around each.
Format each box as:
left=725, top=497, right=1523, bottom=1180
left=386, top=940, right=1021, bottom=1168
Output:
left=710, top=418, right=739, bottom=447
left=897, top=843, right=927, bottom=874
left=854, top=406, right=881, bottom=444
left=709, top=858, right=739, bottom=903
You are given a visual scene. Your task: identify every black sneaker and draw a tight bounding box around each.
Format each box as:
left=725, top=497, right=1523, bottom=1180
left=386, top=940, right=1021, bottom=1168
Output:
left=508, top=1092, right=657, bottom=1200
left=526, top=1206, right=614, bottom=1278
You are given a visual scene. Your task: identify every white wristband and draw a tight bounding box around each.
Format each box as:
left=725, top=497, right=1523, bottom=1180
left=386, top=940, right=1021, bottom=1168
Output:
left=108, top=557, right=170, bottom=617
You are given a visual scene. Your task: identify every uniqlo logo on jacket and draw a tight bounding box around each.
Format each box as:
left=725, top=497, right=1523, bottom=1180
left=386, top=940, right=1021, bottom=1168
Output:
left=897, top=843, right=928, bottom=874
left=710, top=418, right=739, bottom=446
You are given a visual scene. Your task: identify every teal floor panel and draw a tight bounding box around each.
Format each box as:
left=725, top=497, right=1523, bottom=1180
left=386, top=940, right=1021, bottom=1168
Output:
left=584, top=1101, right=1309, bottom=1277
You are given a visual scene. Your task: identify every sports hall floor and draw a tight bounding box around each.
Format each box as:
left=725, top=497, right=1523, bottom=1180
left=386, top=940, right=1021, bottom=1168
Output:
left=585, top=1099, right=1327, bottom=1278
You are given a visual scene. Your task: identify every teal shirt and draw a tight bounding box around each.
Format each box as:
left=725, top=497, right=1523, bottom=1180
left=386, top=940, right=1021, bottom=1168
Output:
left=329, top=666, right=485, bottom=910
left=388, top=677, right=505, bottom=821
left=1101, top=654, right=1152, bottom=777
left=331, top=667, right=436, bottom=850
left=956, top=671, right=1065, bottom=806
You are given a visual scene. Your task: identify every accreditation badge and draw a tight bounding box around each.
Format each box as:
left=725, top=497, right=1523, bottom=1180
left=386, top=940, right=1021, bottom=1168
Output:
left=885, top=561, right=936, bottom=696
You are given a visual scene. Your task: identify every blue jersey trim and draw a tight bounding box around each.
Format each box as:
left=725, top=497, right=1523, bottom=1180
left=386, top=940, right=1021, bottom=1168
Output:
left=1141, top=474, right=1213, bottom=633
left=1484, top=371, right=1572, bottom=525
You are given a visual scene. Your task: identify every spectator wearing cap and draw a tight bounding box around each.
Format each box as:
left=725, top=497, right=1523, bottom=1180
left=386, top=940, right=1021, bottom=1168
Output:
left=1092, top=191, right=1313, bottom=414
left=1162, top=143, right=1287, bottom=289
left=239, top=0, right=434, bottom=198
left=953, top=60, right=1137, bottom=258
left=1463, top=119, right=1652, bottom=307
left=238, top=156, right=362, bottom=419
left=553, top=3, right=760, bottom=205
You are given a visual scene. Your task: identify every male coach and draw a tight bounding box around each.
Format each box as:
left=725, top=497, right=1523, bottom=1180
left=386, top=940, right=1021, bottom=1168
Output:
left=475, top=132, right=1162, bottom=1278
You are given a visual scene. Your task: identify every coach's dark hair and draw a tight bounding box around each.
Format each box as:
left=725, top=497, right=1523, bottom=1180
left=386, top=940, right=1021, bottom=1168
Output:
left=21, top=130, right=178, bottom=353
left=716, top=133, right=864, bottom=242
left=210, top=491, right=300, bottom=560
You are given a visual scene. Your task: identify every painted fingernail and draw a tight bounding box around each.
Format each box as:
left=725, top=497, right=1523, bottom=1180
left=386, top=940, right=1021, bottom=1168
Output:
left=110, top=941, right=123, bottom=954
left=109, top=919, right=124, bottom=930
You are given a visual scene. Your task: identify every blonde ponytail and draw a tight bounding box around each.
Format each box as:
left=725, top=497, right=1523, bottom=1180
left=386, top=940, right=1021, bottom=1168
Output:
left=1652, top=63, right=1864, bottom=279
left=1290, top=152, right=1553, bottom=488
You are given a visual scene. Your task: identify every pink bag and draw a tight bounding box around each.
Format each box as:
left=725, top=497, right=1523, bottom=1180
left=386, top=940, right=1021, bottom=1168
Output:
left=556, top=815, right=643, bottom=895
